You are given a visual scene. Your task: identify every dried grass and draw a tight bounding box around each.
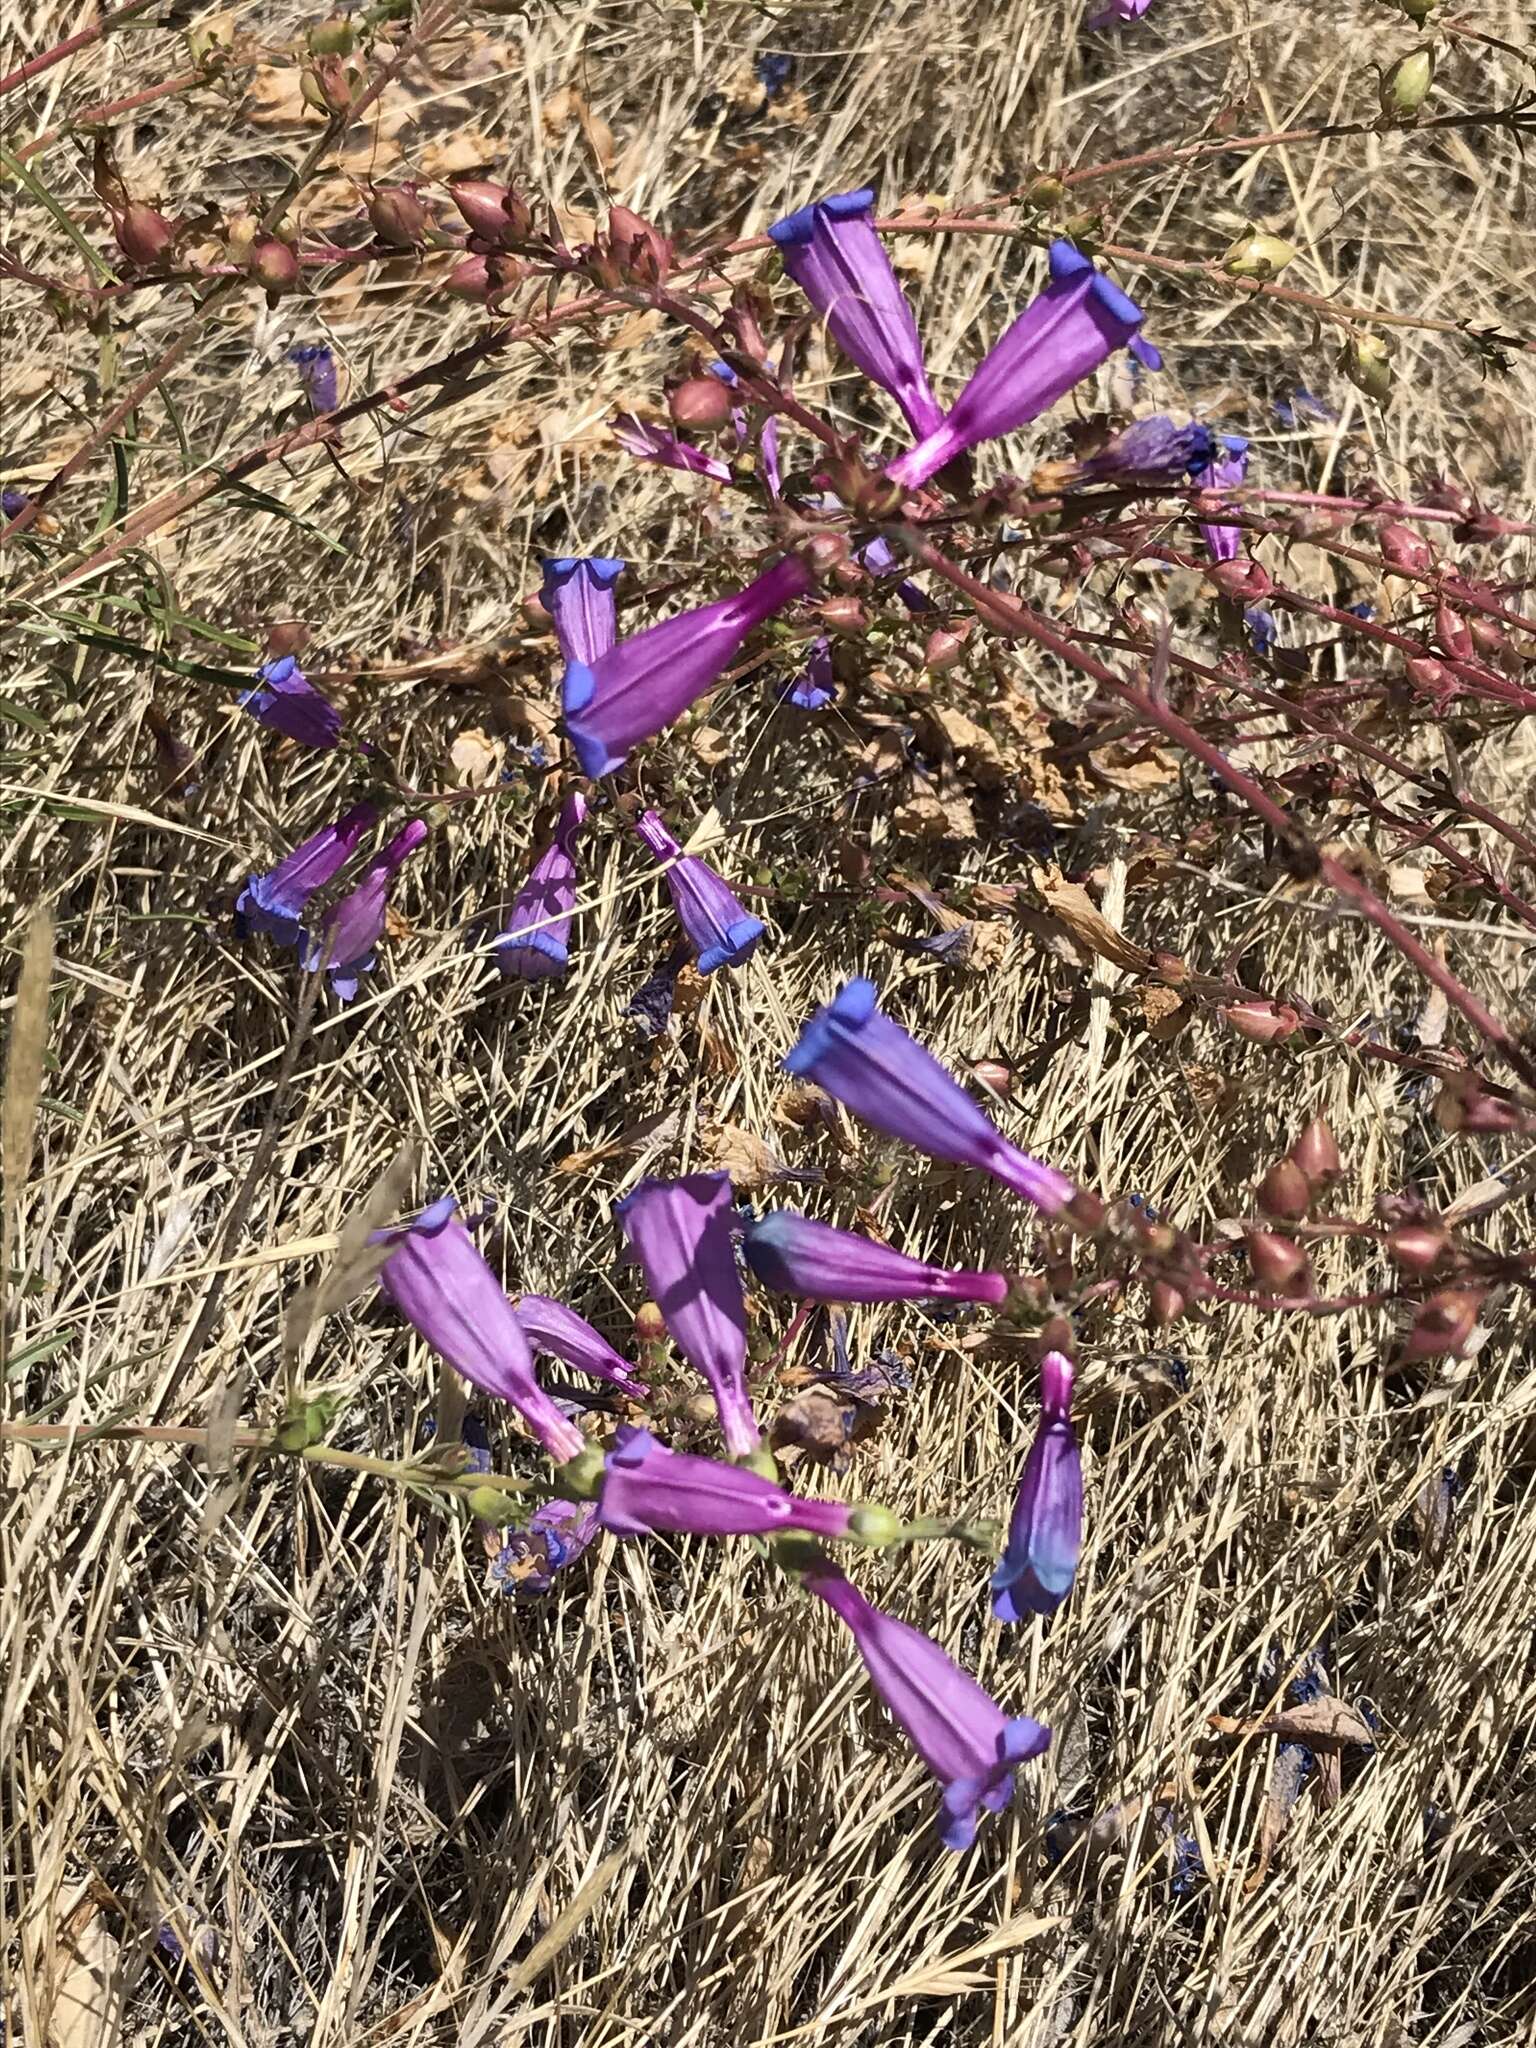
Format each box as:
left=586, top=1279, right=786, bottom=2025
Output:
left=3, top=1, right=1535, bottom=2043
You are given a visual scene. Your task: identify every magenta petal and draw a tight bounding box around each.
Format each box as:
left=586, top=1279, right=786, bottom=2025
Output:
left=597, top=1425, right=851, bottom=1539
left=497, top=792, right=587, bottom=980
left=743, top=1208, right=1008, bottom=1304
left=614, top=1173, right=758, bottom=1455
left=633, top=811, right=766, bottom=975
left=515, top=1292, right=649, bottom=1400
left=237, top=802, right=376, bottom=947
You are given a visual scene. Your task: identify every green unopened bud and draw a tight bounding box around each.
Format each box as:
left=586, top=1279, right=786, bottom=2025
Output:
left=1380, top=47, right=1435, bottom=119
left=1393, top=0, right=1435, bottom=19
left=309, top=14, right=355, bottom=54
left=465, top=1484, right=510, bottom=1523
left=275, top=1388, right=346, bottom=1451
left=1060, top=210, right=1102, bottom=247
left=1024, top=174, right=1066, bottom=211
left=1339, top=328, right=1393, bottom=403
left=555, top=1442, right=605, bottom=1499
left=1222, top=230, right=1296, bottom=280
left=847, top=1504, right=904, bottom=1547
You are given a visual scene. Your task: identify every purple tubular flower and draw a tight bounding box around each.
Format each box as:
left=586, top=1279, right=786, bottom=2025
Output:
left=377, top=1198, right=587, bottom=1462
left=542, top=556, right=624, bottom=667
left=613, top=413, right=731, bottom=484
left=614, top=1172, right=758, bottom=1455
left=858, top=535, right=933, bottom=612
left=563, top=554, right=812, bottom=777
left=633, top=810, right=765, bottom=975
left=806, top=1559, right=1051, bottom=1849
left=239, top=655, right=343, bottom=748
left=886, top=243, right=1152, bottom=489
left=991, top=1350, right=1082, bottom=1622
left=784, top=979, right=1075, bottom=1215
left=303, top=816, right=427, bottom=1000
left=1193, top=433, right=1250, bottom=562
left=491, top=1498, right=599, bottom=1595
left=236, top=802, right=375, bottom=948
left=288, top=342, right=338, bottom=412
left=1075, top=415, right=1213, bottom=483
left=516, top=1293, right=649, bottom=1401
left=743, top=1209, right=1009, bottom=1305
left=597, top=1424, right=853, bottom=1538
left=769, top=188, right=943, bottom=440
left=784, top=636, right=836, bottom=709
left=496, top=791, right=587, bottom=981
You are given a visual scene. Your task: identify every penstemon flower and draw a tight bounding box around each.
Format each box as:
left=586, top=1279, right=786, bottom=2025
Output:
left=742, top=1208, right=1008, bottom=1304
left=769, top=187, right=944, bottom=439
left=886, top=243, right=1154, bottom=489
left=614, top=1172, right=758, bottom=1455
left=1193, top=433, right=1250, bottom=563
left=491, top=1498, right=599, bottom=1597
left=612, top=413, right=731, bottom=484
left=496, top=791, right=587, bottom=981
left=784, top=979, right=1075, bottom=1214
left=596, top=1425, right=854, bottom=1538
left=991, top=1351, right=1083, bottom=1621
left=236, top=803, right=375, bottom=949
left=1086, top=0, right=1156, bottom=26
left=804, top=1557, right=1051, bottom=1849
left=515, top=1291, right=649, bottom=1400
left=563, top=555, right=812, bottom=777
left=542, top=556, right=624, bottom=667
left=633, top=811, right=765, bottom=975
left=239, top=655, right=342, bottom=749
left=376, top=1198, right=587, bottom=1463
left=303, top=817, right=427, bottom=1000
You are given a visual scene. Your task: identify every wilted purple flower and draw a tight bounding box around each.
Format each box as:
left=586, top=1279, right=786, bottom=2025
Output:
left=516, top=1293, right=649, bottom=1401
left=1055, top=415, right=1214, bottom=486
left=236, top=802, right=375, bottom=949
left=707, top=358, right=782, bottom=495
left=1193, top=432, right=1250, bottom=562
left=597, top=1424, right=853, bottom=1538
left=288, top=342, right=338, bottom=412
left=1245, top=606, right=1278, bottom=656
left=613, top=413, right=731, bottom=483
left=490, top=1498, right=599, bottom=1595
left=377, top=1197, right=587, bottom=1462
left=770, top=188, right=943, bottom=440
left=858, top=534, right=933, bottom=612
left=303, top=816, right=426, bottom=1000
left=633, top=811, right=765, bottom=975
left=887, top=243, right=1153, bottom=489
left=784, top=979, right=1075, bottom=1214
left=2, top=487, right=32, bottom=519
left=239, top=654, right=342, bottom=749
left=496, top=791, right=587, bottom=981
left=614, top=1172, right=757, bottom=1455
left=783, top=636, right=836, bottom=709
left=626, top=949, right=683, bottom=1036
left=1274, top=388, right=1335, bottom=428
left=542, top=556, right=623, bottom=667
left=992, top=1350, right=1082, bottom=1621
left=564, top=554, right=812, bottom=777
left=1087, top=0, right=1155, bottom=25
left=805, top=1558, right=1050, bottom=1849
left=744, top=1208, right=1008, bottom=1305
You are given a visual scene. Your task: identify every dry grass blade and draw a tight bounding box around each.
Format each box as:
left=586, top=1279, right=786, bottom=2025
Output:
left=2, top=903, right=54, bottom=1333
left=283, top=1139, right=422, bottom=1364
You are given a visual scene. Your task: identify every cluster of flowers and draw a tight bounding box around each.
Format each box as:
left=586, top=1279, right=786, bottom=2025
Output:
left=235, top=187, right=1256, bottom=1002
left=373, top=977, right=1085, bottom=1849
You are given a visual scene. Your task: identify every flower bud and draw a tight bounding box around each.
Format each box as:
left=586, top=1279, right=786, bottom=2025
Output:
left=1378, top=522, right=1434, bottom=576
left=1386, top=1222, right=1447, bottom=1274
left=973, top=1057, right=1013, bottom=1097
left=264, top=619, right=311, bottom=659
left=465, top=1484, right=509, bottom=1523
left=250, top=237, right=299, bottom=298
left=300, top=55, right=354, bottom=114
left=847, top=1504, right=905, bottom=1547
left=308, top=15, right=355, bottom=54
left=1024, top=173, right=1066, bottom=211
left=1222, top=230, right=1296, bottom=280
left=633, top=1301, right=667, bottom=1344
left=818, top=595, right=868, bottom=635
left=1434, top=601, right=1474, bottom=661
left=1223, top=1000, right=1300, bottom=1045
left=556, top=1442, right=606, bottom=1498
left=445, top=253, right=492, bottom=302
left=606, top=203, right=670, bottom=284
left=451, top=177, right=532, bottom=249
left=1405, top=655, right=1452, bottom=705
left=1149, top=1279, right=1186, bottom=1328
left=924, top=628, right=967, bottom=671
left=1039, top=1315, right=1075, bottom=1362
left=368, top=183, right=428, bottom=247
left=799, top=531, right=850, bottom=582
left=1208, top=557, right=1273, bottom=603
left=1399, top=1287, right=1480, bottom=1362
left=668, top=376, right=733, bottom=431
left=1243, top=1228, right=1310, bottom=1294
left=1258, top=1158, right=1312, bottom=1221
left=1338, top=330, right=1392, bottom=403
left=1065, top=1189, right=1106, bottom=1233
left=1393, top=0, right=1436, bottom=18
left=1381, top=47, right=1435, bottom=120
left=112, top=201, right=175, bottom=268
left=1289, top=1116, right=1341, bottom=1188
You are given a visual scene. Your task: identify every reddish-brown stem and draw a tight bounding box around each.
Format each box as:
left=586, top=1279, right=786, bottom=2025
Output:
left=15, top=63, right=226, bottom=160
left=0, top=0, right=157, bottom=99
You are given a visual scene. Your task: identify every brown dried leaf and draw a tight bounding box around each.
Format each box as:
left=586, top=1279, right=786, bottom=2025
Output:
left=1136, top=982, right=1192, bottom=1041
left=701, top=1123, right=783, bottom=1189
left=1089, top=741, right=1181, bottom=792
left=449, top=727, right=502, bottom=788
left=1031, top=867, right=1151, bottom=973
left=690, top=725, right=732, bottom=768
left=48, top=1905, right=122, bottom=2047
